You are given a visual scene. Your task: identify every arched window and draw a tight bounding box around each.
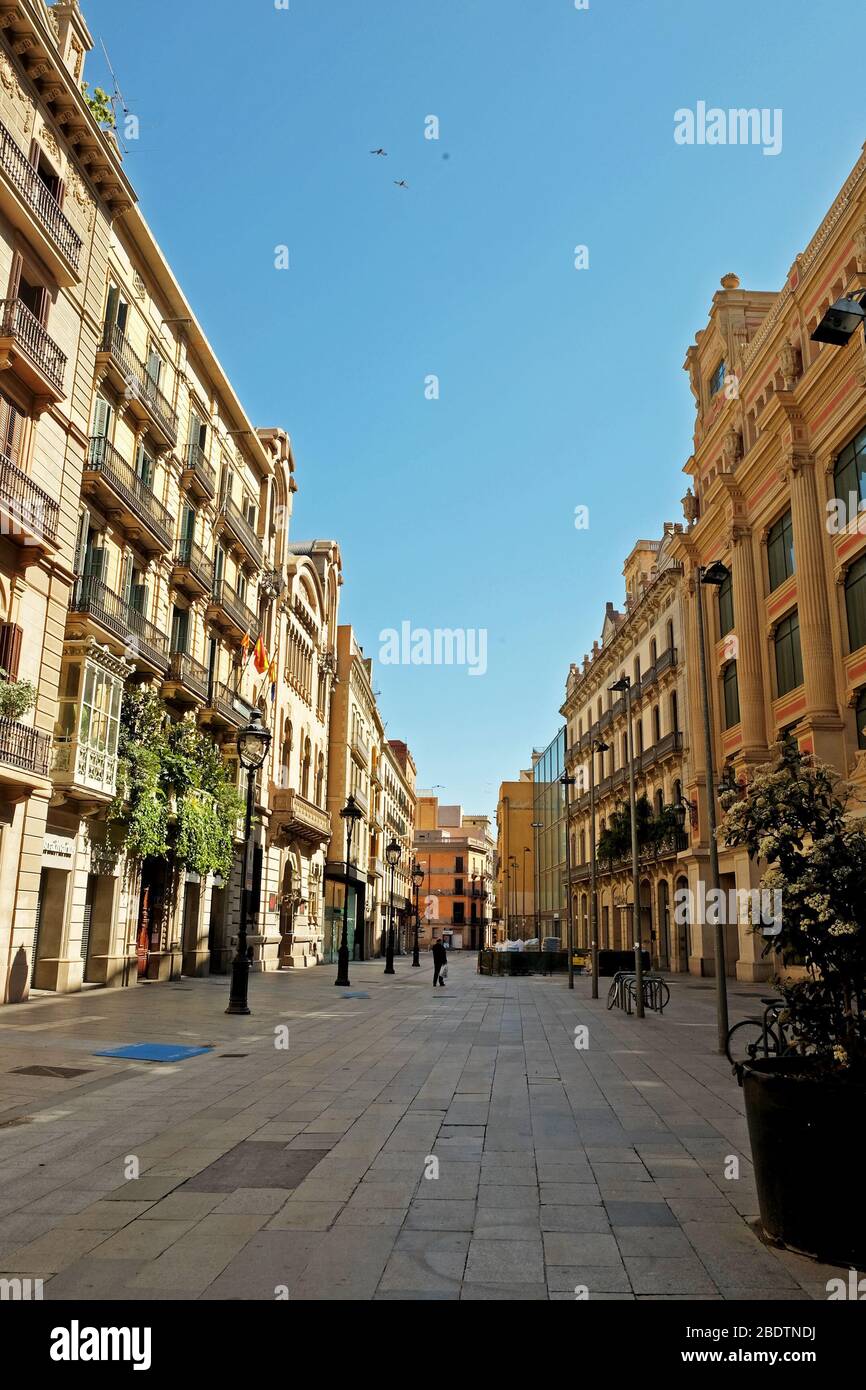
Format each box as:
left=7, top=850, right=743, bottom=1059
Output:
left=673, top=778, right=682, bottom=806
left=301, top=738, right=311, bottom=798
left=280, top=720, right=293, bottom=788
left=637, top=718, right=644, bottom=754
left=315, top=753, right=325, bottom=806
left=633, top=656, right=641, bottom=686
left=670, top=691, right=679, bottom=733
left=653, top=706, right=661, bottom=742
left=650, top=638, right=657, bottom=665
left=654, top=787, right=664, bottom=818
left=621, top=732, right=628, bottom=767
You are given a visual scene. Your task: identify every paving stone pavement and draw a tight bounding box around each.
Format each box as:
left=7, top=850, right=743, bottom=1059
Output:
left=0, top=954, right=848, bottom=1301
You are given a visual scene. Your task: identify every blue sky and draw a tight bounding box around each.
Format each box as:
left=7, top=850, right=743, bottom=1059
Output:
left=82, top=0, right=864, bottom=816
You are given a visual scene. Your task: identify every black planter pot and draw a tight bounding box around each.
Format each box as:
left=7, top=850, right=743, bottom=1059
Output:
left=739, top=1056, right=866, bottom=1267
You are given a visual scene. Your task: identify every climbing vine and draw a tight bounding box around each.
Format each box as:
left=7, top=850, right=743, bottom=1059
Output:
left=109, top=687, right=243, bottom=876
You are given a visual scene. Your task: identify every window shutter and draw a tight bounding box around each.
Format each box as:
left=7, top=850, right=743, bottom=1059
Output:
left=0, top=622, right=23, bottom=679
left=28, top=139, right=39, bottom=170
left=73, top=510, right=89, bottom=575
left=55, top=178, right=66, bottom=210
left=8, top=252, right=22, bottom=302
left=86, top=545, right=107, bottom=581
left=0, top=390, right=23, bottom=465
left=92, top=396, right=112, bottom=439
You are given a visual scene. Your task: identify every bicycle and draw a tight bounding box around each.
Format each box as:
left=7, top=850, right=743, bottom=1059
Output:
left=607, top=971, right=630, bottom=1010
left=725, top=996, right=790, bottom=1068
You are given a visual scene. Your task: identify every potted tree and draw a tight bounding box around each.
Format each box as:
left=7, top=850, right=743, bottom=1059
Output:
left=720, top=737, right=866, bottom=1266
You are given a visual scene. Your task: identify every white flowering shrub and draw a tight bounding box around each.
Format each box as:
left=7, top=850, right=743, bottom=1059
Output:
left=719, top=738, right=866, bottom=1071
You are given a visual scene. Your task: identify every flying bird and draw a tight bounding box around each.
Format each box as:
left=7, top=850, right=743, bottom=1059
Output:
left=370, top=148, right=388, bottom=156
left=394, top=179, right=409, bottom=189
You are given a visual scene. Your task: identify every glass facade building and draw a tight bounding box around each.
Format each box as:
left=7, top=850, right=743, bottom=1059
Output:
left=532, top=728, right=566, bottom=942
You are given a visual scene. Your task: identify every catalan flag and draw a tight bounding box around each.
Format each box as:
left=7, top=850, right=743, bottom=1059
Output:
left=268, top=658, right=277, bottom=703
left=241, top=631, right=251, bottom=664
left=253, top=634, right=268, bottom=675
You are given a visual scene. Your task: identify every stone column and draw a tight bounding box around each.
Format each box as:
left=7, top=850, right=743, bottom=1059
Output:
left=785, top=451, right=843, bottom=764
left=729, top=523, right=768, bottom=757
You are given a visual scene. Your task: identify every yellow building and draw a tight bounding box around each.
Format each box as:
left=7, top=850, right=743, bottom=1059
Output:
left=562, top=530, right=689, bottom=969
left=0, top=1, right=135, bottom=1003
left=0, top=2, right=344, bottom=1003
left=494, top=774, right=536, bottom=940
left=667, top=147, right=866, bottom=978
left=414, top=794, right=493, bottom=950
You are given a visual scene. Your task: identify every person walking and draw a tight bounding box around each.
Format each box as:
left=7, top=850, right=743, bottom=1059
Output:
left=432, top=937, right=448, bottom=987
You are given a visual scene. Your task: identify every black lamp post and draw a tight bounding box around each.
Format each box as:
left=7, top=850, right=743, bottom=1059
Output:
left=335, top=793, right=363, bottom=988
left=609, top=676, right=642, bottom=1016
left=696, top=558, right=732, bottom=1052
left=531, top=820, right=542, bottom=939
left=559, top=770, right=576, bottom=989
left=411, top=862, right=424, bottom=967
left=226, top=710, right=272, bottom=1015
left=589, top=736, right=609, bottom=1001
left=384, top=837, right=401, bottom=975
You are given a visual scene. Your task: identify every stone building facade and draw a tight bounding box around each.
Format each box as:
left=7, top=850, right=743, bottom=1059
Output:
left=563, top=529, right=690, bottom=970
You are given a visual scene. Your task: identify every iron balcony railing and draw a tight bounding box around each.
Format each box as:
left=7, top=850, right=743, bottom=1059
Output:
left=168, top=650, right=210, bottom=701
left=183, top=440, right=216, bottom=497
left=0, top=118, right=83, bottom=269
left=71, top=574, right=169, bottom=671
left=0, top=298, right=66, bottom=394
left=87, top=436, right=173, bottom=551
left=655, top=646, right=678, bottom=678
left=174, top=536, right=214, bottom=591
left=100, top=321, right=179, bottom=442
left=212, top=575, right=257, bottom=637
left=0, top=449, right=59, bottom=544
left=221, top=493, right=263, bottom=564
left=0, top=716, right=51, bottom=778
left=207, top=678, right=245, bottom=727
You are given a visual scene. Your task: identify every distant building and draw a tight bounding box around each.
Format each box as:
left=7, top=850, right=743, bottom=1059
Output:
left=494, top=772, right=536, bottom=940
left=413, top=794, right=493, bottom=949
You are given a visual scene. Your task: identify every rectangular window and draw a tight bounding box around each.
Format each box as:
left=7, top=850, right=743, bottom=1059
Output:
left=453, top=902, right=465, bottom=925
left=136, top=443, right=155, bottom=490
left=455, top=856, right=464, bottom=872
left=774, top=610, right=803, bottom=696
left=454, top=879, right=463, bottom=896
left=833, top=426, right=866, bottom=518
left=845, top=555, right=866, bottom=653
left=857, top=688, right=866, bottom=751
left=767, top=510, right=795, bottom=591
left=723, top=662, right=740, bottom=729
left=718, top=571, right=734, bottom=636
left=0, top=388, right=24, bottom=465
left=710, top=359, right=726, bottom=396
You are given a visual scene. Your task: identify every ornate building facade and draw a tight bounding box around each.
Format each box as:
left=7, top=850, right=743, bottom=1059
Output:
left=563, top=529, right=690, bottom=969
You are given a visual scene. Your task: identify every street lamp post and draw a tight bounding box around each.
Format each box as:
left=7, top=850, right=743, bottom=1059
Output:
left=696, top=560, right=732, bottom=1053
left=334, top=794, right=363, bottom=988
left=531, top=819, right=542, bottom=940
left=588, top=736, right=609, bottom=1001
left=509, top=856, right=519, bottom=939
left=412, top=862, right=424, bottom=967
left=559, top=769, right=576, bottom=990
left=384, top=837, right=401, bottom=975
left=610, top=676, right=643, bottom=1018
left=226, top=711, right=272, bottom=1015
left=522, top=846, right=530, bottom=940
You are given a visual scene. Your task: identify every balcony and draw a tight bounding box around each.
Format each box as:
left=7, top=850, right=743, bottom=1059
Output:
left=220, top=494, right=263, bottom=567
left=0, top=449, right=59, bottom=550
left=181, top=441, right=216, bottom=502
left=97, top=322, right=179, bottom=447
left=655, top=646, right=678, bottom=679
left=206, top=576, right=257, bottom=643
left=351, top=727, right=371, bottom=768
left=0, top=717, right=51, bottom=784
left=0, top=118, right=83, bottom=285
left=164, top=651, right=210, bottom=705
left=269, top=788, right=332, bottom=849
left=84, top=437, right=173, bottom=554
left=69, top=575, right=169, bottom=674
left=0, top=298, right=66, bottom=402
left=640, top=730, right=683, bottom=770
left=203, top=678, right=251, bottom=730
left=172, top=537, right=214, bottom=596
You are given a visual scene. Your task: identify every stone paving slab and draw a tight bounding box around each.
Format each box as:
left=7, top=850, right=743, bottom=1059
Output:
left=0, top=954, right=850, bottom=1301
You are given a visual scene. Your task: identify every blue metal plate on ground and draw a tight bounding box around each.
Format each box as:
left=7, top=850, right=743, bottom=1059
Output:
left=94, top=1043, right=214, bottom=1063
left=341, top=992, right=370, bottom=1000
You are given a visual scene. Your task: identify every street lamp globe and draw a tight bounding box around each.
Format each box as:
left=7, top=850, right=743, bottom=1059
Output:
left=237, top=710, right=271, bottom=769
left=386, top=838, right=401, bottom=867
left=412, top=864, right=424, bottom=889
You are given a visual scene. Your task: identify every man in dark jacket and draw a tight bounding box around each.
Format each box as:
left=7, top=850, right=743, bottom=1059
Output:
left=431, top=938, right=448, bottom=987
